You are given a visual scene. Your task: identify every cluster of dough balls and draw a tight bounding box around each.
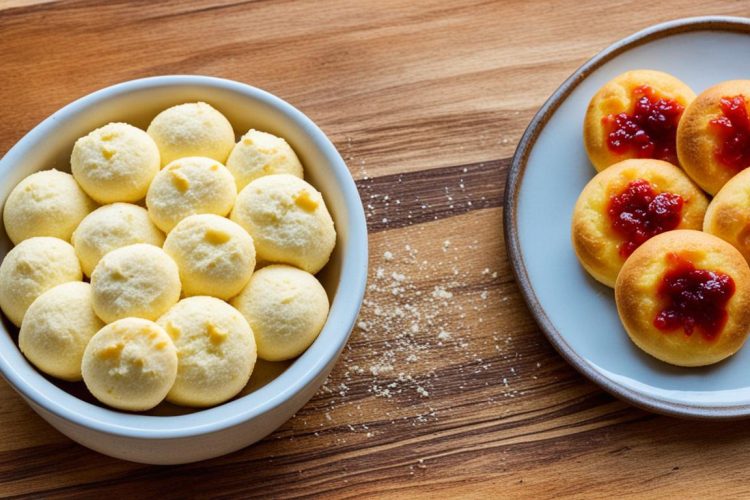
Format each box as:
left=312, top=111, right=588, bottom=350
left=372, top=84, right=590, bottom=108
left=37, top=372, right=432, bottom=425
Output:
left=0, top=102, right=336, bottom=412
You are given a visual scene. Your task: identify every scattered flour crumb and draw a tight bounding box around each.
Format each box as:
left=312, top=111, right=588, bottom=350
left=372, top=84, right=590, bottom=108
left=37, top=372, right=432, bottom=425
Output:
left=302, top=163, right=512, bottom=436
left=370, top=362, right=394, bottom=376
left=432, top=286, right=453, bottom=299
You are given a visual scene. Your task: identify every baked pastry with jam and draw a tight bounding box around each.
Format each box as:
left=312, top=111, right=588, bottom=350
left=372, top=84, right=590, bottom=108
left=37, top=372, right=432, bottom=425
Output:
left=615, top=230, right=750, bottom=367
left=677, top=80, right=750, bottom=194
left=704, top=167, right=750, bottom=263
left=572, top=159, right=708, bottom=287
left=584, top=70, right=695, bottom=171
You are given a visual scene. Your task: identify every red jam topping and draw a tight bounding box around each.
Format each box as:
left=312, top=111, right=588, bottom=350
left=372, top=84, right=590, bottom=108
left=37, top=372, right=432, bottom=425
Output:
left=654, top=253, right=735, bottom=340
left=709, top=94, right=750, bottom=172
left=607, top=179, right=683, bottom=257
left=603, top=85, right=684, bottom=163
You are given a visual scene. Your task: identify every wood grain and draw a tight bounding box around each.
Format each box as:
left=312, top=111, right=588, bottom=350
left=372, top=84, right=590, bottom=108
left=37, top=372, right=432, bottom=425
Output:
left=1, top=0, right=750, bottom=497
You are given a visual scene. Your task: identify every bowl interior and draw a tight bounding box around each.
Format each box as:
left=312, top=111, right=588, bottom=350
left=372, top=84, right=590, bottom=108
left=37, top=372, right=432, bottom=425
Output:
left=0, top=76, right=366, bottom=433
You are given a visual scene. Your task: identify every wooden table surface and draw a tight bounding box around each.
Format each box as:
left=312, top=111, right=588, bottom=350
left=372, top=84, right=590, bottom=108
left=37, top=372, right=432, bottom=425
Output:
left=1, top=1, right=750, bottom=497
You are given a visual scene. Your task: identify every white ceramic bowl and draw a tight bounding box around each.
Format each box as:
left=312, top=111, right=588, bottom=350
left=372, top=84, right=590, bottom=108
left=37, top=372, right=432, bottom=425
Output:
left=0, top=76, right=368, bottom=464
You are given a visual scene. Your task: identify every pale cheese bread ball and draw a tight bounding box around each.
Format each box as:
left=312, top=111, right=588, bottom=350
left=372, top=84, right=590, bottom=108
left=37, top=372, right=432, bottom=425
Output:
left=163, top=214, right=255, bottom=300
left=147, top=102, right=235, bottom=167
left=146, top=157, right=237, bottom=233
left=0, top=237, right=82, bottom=327
left=72, top=203, right=165, bottom=277
left=82, top=318, right=177, bottom=411
left=3, top=169, right=97, bottom=245
left=232, top=265, right=329, bottom=361
left=158, top=296, right=256, bottom=407
left=90, top=243, right=181, bottom=323
left=230, top=175, right=335, bottom=274
left=71, top=122, right=160, bottom=204
left=226, top=129, right=304, bottom=191
left=19, top=282, right=104, bottom=381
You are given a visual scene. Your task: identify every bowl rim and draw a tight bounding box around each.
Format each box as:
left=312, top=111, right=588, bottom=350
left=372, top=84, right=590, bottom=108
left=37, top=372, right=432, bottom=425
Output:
left=0, top=75, right=368, bottom=438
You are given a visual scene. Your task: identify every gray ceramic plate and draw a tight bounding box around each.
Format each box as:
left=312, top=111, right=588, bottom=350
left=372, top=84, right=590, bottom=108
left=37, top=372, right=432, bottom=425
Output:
left=505, top=16, right=750, bottom=419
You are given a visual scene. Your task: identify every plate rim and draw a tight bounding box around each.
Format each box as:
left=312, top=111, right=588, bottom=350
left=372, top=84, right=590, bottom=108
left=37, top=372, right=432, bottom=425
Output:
left=504, top=15, right=750, bottom=420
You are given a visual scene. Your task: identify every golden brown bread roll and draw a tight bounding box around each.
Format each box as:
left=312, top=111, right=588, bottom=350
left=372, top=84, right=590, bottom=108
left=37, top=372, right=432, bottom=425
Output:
left=584, top=70, right=695, bottom=171
left=677, top=80, right=750, bottom=195
left=615, top=230, right=750, bottom=367
left=572, top=159, right=707, bottom=287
